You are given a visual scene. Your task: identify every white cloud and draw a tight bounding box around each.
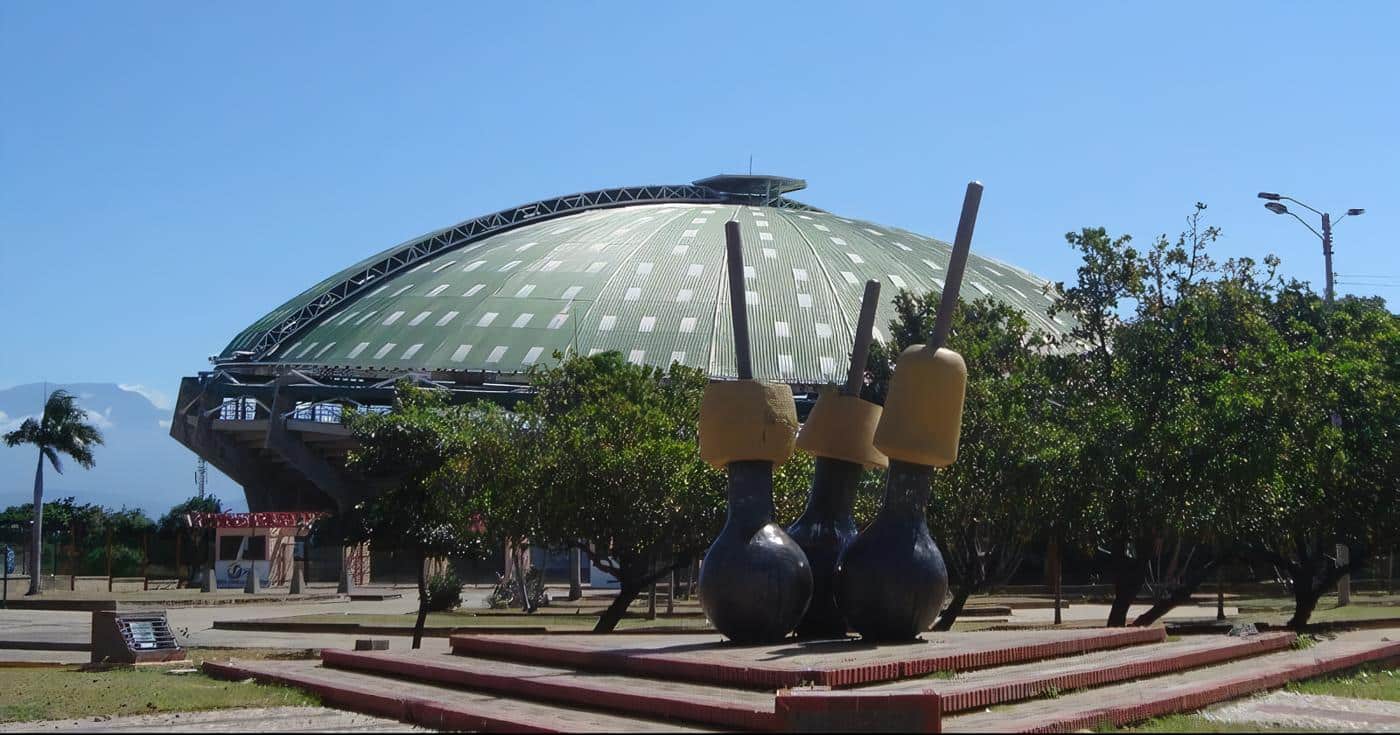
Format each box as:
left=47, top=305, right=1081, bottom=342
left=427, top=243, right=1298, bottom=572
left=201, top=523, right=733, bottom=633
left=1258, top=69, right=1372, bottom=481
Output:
left=118, top=384, right=173, bottom=410
left=0, top=410, right=34, bottom=434
left=157, top=419, right=171, bottom=429
left=83, top=407, right=115, bottom=430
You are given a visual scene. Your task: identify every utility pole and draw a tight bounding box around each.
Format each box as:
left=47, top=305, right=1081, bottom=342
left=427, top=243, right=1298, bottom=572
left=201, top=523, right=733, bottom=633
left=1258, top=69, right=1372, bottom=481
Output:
left=1322, top=212, right=1334, bottom=304
left=1258, top=192, right=1363, bottom=305
left=1259, top=191, right=1367, bottom=605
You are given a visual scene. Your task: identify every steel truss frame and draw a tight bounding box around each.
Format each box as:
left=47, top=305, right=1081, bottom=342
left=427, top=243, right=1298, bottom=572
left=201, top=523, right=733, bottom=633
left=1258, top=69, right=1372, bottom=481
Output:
left=224, top=182, right=818, bottom=364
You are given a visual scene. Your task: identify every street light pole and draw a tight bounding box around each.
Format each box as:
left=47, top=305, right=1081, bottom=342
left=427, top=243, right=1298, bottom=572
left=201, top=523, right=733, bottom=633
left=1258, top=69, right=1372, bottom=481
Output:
left=1257, top=193, right=1364, bottom=306
left=1322, top=212, right=1334, bottom=305
left=1259, top=191, right=1368, bottom=607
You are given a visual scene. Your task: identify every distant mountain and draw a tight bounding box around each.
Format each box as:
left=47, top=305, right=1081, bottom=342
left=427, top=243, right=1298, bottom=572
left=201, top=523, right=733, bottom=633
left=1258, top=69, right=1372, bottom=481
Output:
left=0, top=383, right=243, bottom=517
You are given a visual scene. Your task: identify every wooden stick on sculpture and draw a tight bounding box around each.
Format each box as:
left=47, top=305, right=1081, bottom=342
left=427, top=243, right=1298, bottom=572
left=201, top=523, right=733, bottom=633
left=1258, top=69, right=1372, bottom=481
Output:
left=846, top=279, right=882, bottom=394
left=696, top=221, right=812, bottom=643
left=835, top=181, right=983, bottom=641
left=724, top=221, right=754, bottom=380
left=788, top=278, right=887, bottom=638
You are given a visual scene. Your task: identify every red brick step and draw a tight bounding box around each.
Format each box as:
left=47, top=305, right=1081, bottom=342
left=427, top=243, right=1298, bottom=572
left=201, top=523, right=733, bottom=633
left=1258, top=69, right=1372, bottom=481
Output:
left=942, top=633, right=1400, bottom=733
left=321, top=648, right=777, bottom=730
left=869, top=631, right=1298, bottom=713
left=449, top=627, right=1165, bottom=689
left=323, top=632, right=1296, bottom=729
left=202, top=658, right=714, bottom=733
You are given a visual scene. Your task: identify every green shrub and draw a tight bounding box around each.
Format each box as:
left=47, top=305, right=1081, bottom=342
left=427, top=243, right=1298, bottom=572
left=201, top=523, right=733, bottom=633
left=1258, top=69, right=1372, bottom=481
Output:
left=425, top=572, right=462, bottom=612
left=83, top=545, right=144, bottom=576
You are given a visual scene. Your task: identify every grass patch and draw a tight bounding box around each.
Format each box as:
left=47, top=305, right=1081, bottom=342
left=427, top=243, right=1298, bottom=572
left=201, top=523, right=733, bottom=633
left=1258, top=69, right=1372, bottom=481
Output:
left=1099, top=663, right=1400, bottom=732
left=1101, top=713, right=1320, bottom=732
left=184, top=647, right=321, bottom=665
left=1304, top=604, right=1400, bottom=624
left=1285, top=662, right=1400, bottom=701
left=0, top=661, right=317, bottom=723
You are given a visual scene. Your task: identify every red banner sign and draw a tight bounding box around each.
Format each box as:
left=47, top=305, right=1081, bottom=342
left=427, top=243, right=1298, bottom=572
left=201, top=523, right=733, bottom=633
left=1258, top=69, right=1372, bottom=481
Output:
left=184, top=511, right=328, bottom=529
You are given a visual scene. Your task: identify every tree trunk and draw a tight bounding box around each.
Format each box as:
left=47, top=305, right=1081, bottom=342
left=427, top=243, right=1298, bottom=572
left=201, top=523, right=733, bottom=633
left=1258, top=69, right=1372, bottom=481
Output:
left=1287, top=582, right=1323, bottom=630
left=1106, top=557, right=1146, bottom=627
left=1216, top=563, right=1226, bottom=622
left=933, top=585, right=972, bottom=631
left=666, top=568, right=676, bottom=616
left=1132, top=557, right=1220, bottom=627
left=515, top=546, right=536, bottom=613
left=412, top=552, right=429, bottom=649
left=568, top=547, right=583, bottom=601
left=595, top=581, right=641, bottom=633
left=27, top=451, right=43, bottom=596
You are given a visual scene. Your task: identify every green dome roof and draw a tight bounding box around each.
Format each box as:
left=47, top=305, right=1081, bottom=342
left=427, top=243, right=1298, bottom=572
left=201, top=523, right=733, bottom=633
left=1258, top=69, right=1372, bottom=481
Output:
left=219, top=177, right=1069, bottom=384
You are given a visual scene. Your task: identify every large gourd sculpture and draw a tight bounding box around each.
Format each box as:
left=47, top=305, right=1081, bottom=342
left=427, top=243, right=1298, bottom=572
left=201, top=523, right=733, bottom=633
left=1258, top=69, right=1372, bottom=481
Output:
left=786, top=279, right=887, bottom=638
left=834, top=181, right=983, bottom=641
left=697, top=221, right=813, bottom=643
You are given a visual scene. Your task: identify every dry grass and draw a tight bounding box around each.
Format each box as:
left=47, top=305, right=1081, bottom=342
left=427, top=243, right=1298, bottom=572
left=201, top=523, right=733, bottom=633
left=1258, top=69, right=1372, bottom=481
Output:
left=0, top=658, right=317, bottom=723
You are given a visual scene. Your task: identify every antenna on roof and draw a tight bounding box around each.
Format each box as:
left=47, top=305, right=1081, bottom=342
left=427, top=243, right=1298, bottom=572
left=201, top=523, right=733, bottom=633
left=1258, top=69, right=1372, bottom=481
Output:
left=748, top=155, right=753, bottom=175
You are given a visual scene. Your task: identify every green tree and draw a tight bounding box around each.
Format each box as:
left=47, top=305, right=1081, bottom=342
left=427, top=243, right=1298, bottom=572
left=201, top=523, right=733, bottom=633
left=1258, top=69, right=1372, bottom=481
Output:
left=1103, top=253, right=1296, bottom=624
left=865, top=294, right=1058, bottom=629
left=156, top=495, right=225, bottom=581
left=1242, top=288, right=1400, bottom=627
left=335, top=383, right=492, bottom=648
left=1047, top=208, right=1219, bottom=626
left=508, top=352, right=725, bottom=632
left=0, top=499, right=155, bottom=577
left=2, top=390, right=104, bottom=594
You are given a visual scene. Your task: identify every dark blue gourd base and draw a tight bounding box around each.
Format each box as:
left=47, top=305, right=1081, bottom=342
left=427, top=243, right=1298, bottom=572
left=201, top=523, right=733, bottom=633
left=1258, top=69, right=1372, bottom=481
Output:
left=834, top=459, right=948, bottom=642
left=786, top=456, right=862, bottom=639
left=700, top=460, right=814, bottom=644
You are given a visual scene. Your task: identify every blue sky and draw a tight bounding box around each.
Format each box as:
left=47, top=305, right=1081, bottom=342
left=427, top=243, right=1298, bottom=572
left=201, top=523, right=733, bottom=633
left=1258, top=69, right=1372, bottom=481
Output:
left=2, top=1, right=1397, bottom=398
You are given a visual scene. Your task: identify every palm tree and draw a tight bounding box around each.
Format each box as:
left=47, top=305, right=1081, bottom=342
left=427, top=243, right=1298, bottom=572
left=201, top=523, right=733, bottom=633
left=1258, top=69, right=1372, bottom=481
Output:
left=3, top=389, right=103, bottom=595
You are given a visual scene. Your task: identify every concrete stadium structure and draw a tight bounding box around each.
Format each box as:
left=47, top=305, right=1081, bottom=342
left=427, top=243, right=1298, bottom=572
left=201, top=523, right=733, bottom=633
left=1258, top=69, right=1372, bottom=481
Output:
left=171, top=174, right=1073, bottom=513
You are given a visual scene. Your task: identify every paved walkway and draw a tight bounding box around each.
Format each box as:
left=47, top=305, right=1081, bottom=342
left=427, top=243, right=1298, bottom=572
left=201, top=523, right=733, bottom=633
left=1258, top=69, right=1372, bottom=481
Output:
left=0, top=706, right=422, bottom=732
left=0, top=649, right=86, bottom=665
left=1009, top=601, right=1237, bottom=624
left=1205, top=691, right=1400, bottom=732
left=0, top=588, right=491, bottom=654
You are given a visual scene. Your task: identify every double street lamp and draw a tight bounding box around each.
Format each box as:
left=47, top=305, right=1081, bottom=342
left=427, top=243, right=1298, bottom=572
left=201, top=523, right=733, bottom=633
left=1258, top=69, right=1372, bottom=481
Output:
left=1259, top=192, right=1367, bottom=606
left=1257, top=192, right=1365, bottom=304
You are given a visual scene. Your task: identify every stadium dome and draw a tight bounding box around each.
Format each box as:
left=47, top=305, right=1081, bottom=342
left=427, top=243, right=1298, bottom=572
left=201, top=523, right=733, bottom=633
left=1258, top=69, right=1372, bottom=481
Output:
left=217, top=174, right=1069, bottom=385
left=177, top=174, right=1074, bottom=515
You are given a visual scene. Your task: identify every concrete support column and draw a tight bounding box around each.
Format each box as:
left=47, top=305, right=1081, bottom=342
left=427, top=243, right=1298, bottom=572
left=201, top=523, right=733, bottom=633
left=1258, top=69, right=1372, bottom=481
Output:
left=338, top=545, right=357, bottom=595
left=289, top=561, right=305, bottom=595
left=201, top=529, right=216, bottom=593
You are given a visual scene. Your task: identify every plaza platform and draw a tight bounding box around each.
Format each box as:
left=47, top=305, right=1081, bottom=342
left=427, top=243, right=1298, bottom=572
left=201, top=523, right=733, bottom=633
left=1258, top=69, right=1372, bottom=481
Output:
left=203, top=627, right=1400, bottom=732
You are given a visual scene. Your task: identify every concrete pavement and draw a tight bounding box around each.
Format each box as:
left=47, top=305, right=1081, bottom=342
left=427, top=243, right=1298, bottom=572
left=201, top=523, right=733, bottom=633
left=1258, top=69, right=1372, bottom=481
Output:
left=0, top=588, right=492, bottom=654
left=0, top=706, right=423, bottom=732
left=1205, top=691, right=1400, bottom=732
